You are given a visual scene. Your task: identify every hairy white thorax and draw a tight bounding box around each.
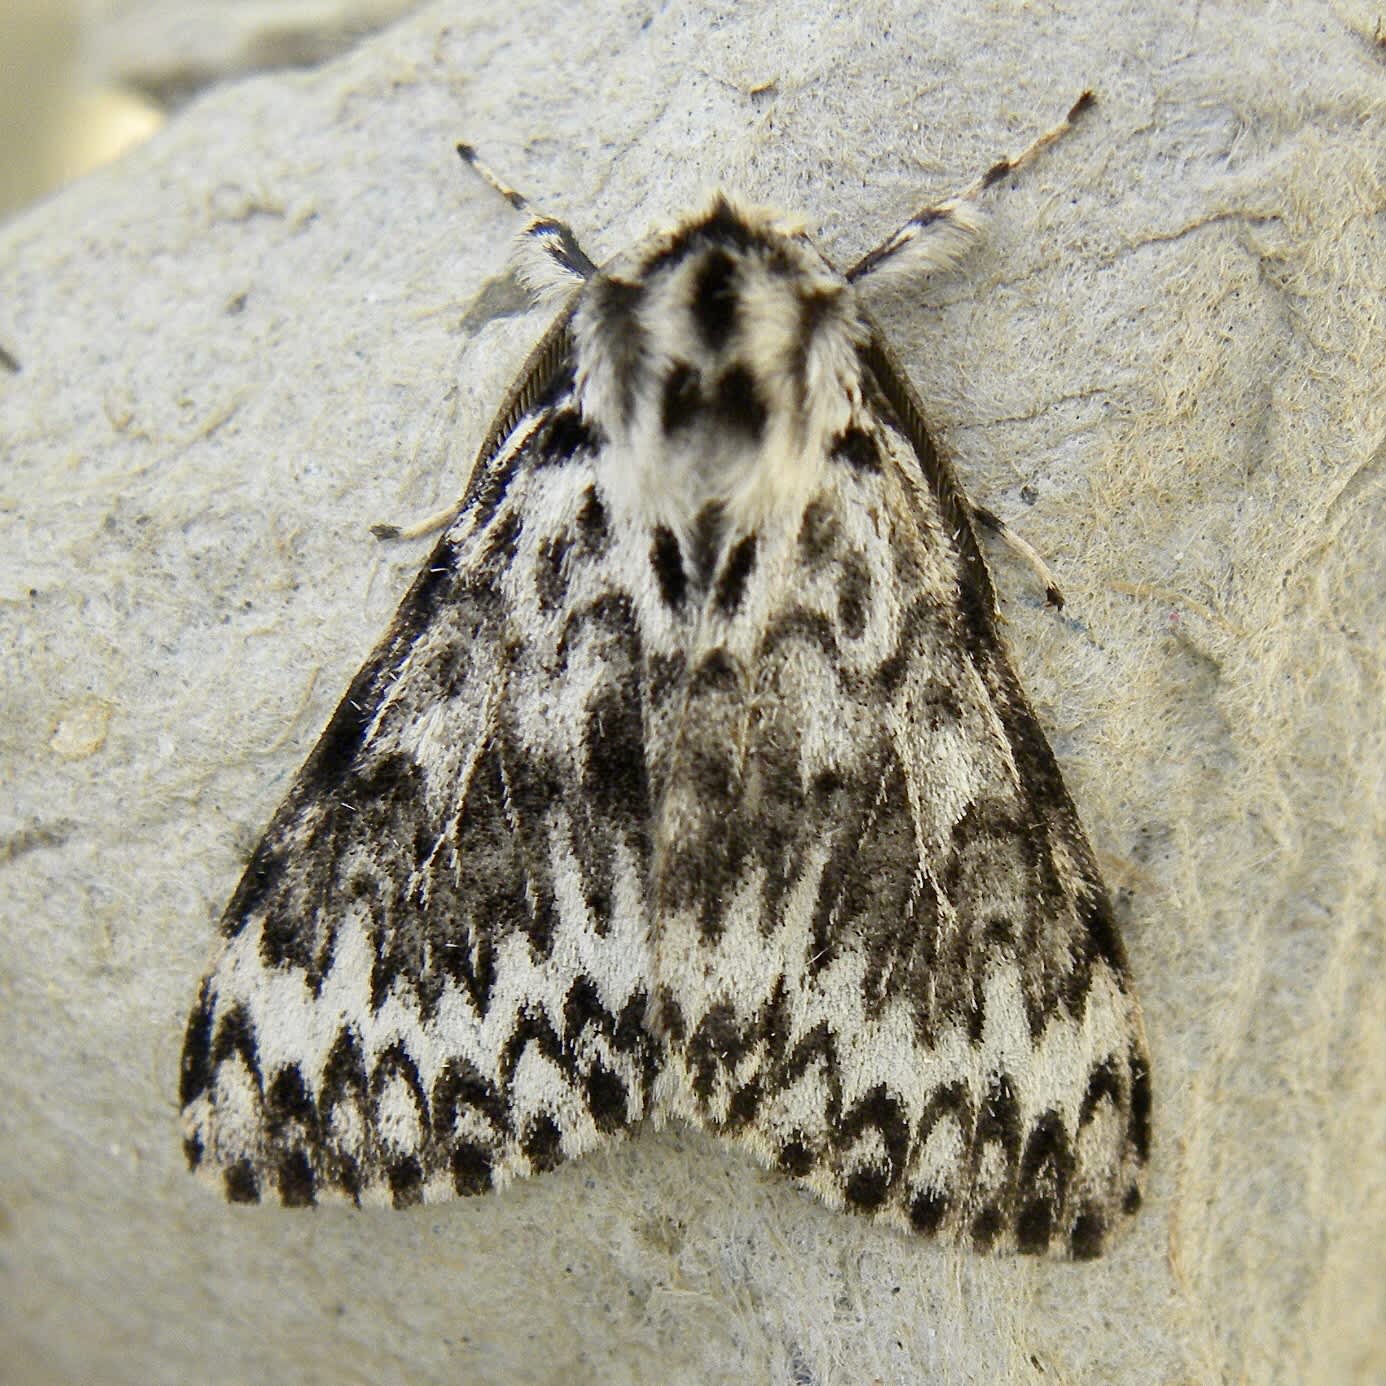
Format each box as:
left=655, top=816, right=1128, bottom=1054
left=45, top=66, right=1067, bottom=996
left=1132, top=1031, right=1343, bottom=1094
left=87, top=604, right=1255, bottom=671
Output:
left=571, top=196, right=867, bottom=537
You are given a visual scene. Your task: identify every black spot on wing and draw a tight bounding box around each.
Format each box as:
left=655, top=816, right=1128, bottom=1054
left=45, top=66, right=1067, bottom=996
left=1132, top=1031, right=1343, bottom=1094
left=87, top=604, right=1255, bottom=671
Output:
left=726, top=1076, right=763, bottom=1128
left=521, top=1114, right=564, bottom=1172
left=844, top=1163, right=890, bottom=1212
left=451, top=1144, right=494, bottom=1195
left=577, top=485, right=609, bottom=553
left=909, top=1188, right=949, bottom=1234
left=690, top=504, right=725, bottom=588
left=650, top=527, right=687, bottom=609
left=225, top=1159, right=260, bottom=1203
left=1079, top=1060, right=1121, bottom=1127
left=1128, top=1049, right=1152, bottom=1163
left=277, top=1149, right=316, bottom=1207
left=583, top=670, right=649, bottom=825
left=836, top=1085, right=910, bottom=1208
left=836, top=554, right=870, bottom=639
left=388, top=1156, right=424, bottom=1209
left=537, top=532, right=571, bottom=611
left=811, top=768, right=843, bottom=799
left=1015, top=1197, right=1054, bottom=1255
left=583, top=1063, right=630, bottom=1132
left=654, top=984, right=686, bottom=1044
left=562, top=976, right=609, bottom=1046
left=179, top=980, right=215, bottom=1106
left=974, top=1075, right=1022, bottom=1169
left=797, top=497, right=839, bottom=567
left=1069, top=1208, right=1106, bottom=1260
left=713, top=534, right=758, bottom=617
left=211, top=1003, right=262, bottom=1089
left=830, top=426, right=882, bottom=473
left=688, top=647, right=741, bottom=698
left=533, top=406, right=604, bottom=466
left=686, top=1002, right=751, bottom=1104
left=970, top=1203, right=1005, bottom=1251
left=1015, top=1113, right=1073, bottom=1255
left=266, top=1064, right=317, bottom=1141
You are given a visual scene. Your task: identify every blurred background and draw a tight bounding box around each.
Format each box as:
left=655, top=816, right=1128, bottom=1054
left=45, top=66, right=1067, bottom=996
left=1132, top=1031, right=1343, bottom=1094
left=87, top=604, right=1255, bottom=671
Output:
left=0, top=0, right=161, bottom=220
left=0, top=0, right=420, bottom=222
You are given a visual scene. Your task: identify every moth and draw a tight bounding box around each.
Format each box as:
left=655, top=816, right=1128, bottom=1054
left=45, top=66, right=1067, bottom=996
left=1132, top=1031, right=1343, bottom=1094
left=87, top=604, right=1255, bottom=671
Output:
left=180, top=93, right=1150, bottom=1258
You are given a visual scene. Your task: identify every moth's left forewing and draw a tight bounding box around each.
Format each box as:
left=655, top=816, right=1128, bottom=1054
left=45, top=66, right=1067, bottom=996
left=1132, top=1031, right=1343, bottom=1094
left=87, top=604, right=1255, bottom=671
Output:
left=645, top=221, right=1148, bottom=1256
left=180, top=331, right=668, bottom=1208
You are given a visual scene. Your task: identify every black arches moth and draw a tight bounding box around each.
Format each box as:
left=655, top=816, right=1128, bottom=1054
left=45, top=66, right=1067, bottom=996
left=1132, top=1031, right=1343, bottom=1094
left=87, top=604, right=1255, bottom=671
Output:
left=180, top=94, right=1150, bottom=1258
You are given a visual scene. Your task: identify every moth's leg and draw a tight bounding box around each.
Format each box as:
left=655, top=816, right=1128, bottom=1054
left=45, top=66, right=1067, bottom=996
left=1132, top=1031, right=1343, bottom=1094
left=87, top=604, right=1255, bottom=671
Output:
left=370, top=501, right=462, bottom=543
left=846, top=91, right=1094, bottom=287
left=457, top=143, right=596, bottom=301
left=970, top=504, right=1065, bottom=609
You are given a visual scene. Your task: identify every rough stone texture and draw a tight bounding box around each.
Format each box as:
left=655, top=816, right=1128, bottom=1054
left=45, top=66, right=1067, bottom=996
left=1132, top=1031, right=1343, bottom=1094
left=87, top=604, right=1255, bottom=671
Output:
left=2, top=2, right=1383, bottom=1383
left=82, top=0, right=423, bottom=103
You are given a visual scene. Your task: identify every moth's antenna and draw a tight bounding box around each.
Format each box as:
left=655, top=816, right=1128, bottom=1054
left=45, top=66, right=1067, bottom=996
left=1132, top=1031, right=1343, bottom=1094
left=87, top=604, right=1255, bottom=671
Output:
left=456, top=142, right=532, bottom=213
left=455, top=142, right=598, bottom=285
left=968, top=90, right=1095, bottom=198
left=847, top=91, right=1096, bottom=286
left=970, top=504, right=1066, bottom=609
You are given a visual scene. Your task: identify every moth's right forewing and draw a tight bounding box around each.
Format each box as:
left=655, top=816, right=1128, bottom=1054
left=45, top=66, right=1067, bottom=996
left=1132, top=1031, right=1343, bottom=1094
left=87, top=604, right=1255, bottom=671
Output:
left=180, top=338, right=666, bottom=1208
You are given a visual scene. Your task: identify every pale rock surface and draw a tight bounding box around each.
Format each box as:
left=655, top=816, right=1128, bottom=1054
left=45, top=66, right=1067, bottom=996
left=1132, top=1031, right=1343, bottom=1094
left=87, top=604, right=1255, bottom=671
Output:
left=82, top=0, right=424, bottom=103
left=2, top=2, right=1383, bottom=1383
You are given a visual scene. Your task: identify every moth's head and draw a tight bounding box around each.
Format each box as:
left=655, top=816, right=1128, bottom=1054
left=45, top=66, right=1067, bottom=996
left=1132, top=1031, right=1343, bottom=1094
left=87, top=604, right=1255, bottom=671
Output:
left=570, top=194, right=867, bottom=523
